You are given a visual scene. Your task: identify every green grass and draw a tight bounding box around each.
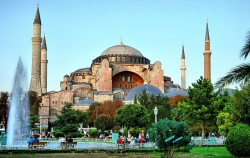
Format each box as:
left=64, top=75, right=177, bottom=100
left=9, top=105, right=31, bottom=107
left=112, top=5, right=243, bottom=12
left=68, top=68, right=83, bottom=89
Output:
left=174, top=146, right=235, bottom=158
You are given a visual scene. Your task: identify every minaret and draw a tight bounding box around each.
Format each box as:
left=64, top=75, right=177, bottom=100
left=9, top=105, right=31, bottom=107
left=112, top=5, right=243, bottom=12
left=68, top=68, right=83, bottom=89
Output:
left=203, top=20, right=212, bottom=80
left=180, top=44, right=186, bottom=89
left=41, top=34, right=48, bottom=93
left=30, top=6, right=42, bottom=96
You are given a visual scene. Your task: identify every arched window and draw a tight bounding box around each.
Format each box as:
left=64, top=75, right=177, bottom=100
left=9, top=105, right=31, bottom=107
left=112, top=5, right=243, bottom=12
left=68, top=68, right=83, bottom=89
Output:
left=50, top=109, right=57, bottom=116
left=87, top=92, right=91, bottom=99
left=81, top=90, right=85, bottom=97
left=125, top=84, right=128, bottom=89
left=120, top=84, right=122, bottom=88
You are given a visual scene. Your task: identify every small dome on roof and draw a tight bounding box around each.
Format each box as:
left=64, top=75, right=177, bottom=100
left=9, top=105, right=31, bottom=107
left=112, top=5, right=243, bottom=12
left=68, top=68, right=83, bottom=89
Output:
left=125, top=84, right=163, bottom=101
left=165, top=90, right=188, bottom=98
left=100, top=45, right=143, bottom=57
left=64, top=74, right=69, bottom=78
left=75, top=99, right=94, bottom=106
left=74, top=67, right=91, bottom=72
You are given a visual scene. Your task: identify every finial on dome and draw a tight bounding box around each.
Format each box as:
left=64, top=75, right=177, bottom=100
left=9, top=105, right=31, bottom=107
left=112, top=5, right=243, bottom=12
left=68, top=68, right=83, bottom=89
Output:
left=37, top=3, right=39, bottom=8
left=120, top=36, right=123, bottom=45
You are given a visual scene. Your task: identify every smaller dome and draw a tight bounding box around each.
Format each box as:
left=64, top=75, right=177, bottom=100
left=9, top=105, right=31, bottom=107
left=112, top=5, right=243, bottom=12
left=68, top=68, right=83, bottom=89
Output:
left=64, top=74, right=69, bottom=78
left=75, top=99, right=94, bottom=106
left=101, top=45, right=143, bottom=56
left=165, top=90, right=188, bottom=98
left=125, top=84, right=163, bottom=101
left=74, top=67, right=91, bottom=72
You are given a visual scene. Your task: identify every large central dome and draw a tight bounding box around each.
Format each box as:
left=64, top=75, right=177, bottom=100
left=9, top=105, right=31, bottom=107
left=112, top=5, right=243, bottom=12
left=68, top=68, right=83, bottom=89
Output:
left=100, top=45, right=143, bottom=57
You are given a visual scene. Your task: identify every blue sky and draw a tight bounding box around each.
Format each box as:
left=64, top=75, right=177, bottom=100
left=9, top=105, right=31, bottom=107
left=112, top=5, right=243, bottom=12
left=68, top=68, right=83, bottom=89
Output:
left=0, top=0, right=249, bottom=92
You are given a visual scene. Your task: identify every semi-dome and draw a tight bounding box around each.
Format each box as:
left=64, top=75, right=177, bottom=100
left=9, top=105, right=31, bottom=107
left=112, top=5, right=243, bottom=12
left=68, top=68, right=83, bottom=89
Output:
left=165, top=90, right=188, bottom=98
left=100, top=45, right=143, bottom=56
left=75, top=99, right=94, bottom=106
left=125, top=84, right=163, bottom=101
left=74, top=67, right=91, bottom=72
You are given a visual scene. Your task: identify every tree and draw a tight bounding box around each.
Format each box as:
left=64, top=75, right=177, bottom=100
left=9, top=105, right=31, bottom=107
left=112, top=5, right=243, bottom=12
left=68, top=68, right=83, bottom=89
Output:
left=29, top=91, right=41, bottom=129
left=148, top=119, right=191, bottom=158
left=216, top=112, right=234, bottom=136
left=137, top=90, right=172, bottom=118
left=230, top=84, right=250, bottom=126
left=150, top=95, right=172, bottom=117
left=87, top=102, right=101, bottom=124
left=138, top=89, right=151, bottom=110
left=114, top=104, right=150, bottom=129
left=87, top=100, right=123, bottom=126
left=94, top=116, right=114, bottom=131
left=75, top=110, right=89, bottom=128
left=0, top=92, right=9, bottom=131
left=168, top=95, right=187, bottom=108
left=215, top=30, right=250, bottom=88
left=52, top=103, right=82, bottom=138
left=178, top=76, right=225, bottom=146
left=98, top=100, right=123, bottom=119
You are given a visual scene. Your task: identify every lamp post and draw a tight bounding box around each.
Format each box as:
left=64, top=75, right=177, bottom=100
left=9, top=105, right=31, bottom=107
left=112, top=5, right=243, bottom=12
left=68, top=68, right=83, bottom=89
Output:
left=40, top=115, right=42, bottom=140
left=154, top=106, right=158, bottom=123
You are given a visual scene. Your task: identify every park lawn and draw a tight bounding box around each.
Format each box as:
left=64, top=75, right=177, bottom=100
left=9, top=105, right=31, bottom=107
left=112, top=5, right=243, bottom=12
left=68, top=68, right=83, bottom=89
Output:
left=173, top=146, right=234, bottom=158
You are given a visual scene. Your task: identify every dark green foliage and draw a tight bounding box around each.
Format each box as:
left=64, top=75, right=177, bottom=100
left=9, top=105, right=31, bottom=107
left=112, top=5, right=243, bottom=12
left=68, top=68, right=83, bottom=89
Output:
left=112, top=125, right=121, bottom=133
left=129, top=127, right=141, bottom=137
left=134, top=94, right=138, bottom=104
left=123, top=127, right=128, bottom=137
left=88, top=128, right=98, bottom=138
left=0, top=92, right=9, bottom=131
left=148, top=119, right=191, bottom=158
left=75, top=110, right=90, bottom=128
left=137, top=90, right=172, bottom=117
left=94, top=116, right=114, bottom=131
left=114, top=104, right=150, bottom=128
left=231, top=84, right=250, bottom=126
left=51, top=103, right=83, bottom=138
left=226, top=124, right=250, bottom=157
left=149, top=106, right=169, bottom=123
left=138, top=89, right=151, bottom=110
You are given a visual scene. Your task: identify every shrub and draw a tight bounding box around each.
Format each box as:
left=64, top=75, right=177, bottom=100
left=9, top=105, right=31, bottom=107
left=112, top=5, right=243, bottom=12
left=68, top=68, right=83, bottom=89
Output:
left=88, top=128, right=98, bottom=138
left=225, top=123, right=250, bottom=157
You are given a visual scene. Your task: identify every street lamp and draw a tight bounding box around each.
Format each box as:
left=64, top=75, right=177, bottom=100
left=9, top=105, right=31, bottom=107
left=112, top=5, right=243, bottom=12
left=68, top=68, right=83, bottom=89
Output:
left=40, top=115, right=42, bottom=140
left=154, top=106, right=158, bottom=123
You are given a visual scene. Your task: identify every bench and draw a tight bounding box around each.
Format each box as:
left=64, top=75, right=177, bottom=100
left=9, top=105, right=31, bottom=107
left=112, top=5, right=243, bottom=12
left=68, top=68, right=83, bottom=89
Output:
left=28, top=142, right=47, bottom=150
left=60, top=142, right=77, bottom=149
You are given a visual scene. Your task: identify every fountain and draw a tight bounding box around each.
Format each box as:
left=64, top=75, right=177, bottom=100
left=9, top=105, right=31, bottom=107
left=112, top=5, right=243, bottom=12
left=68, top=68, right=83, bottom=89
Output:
left=6, top=57, right=30, bottom=147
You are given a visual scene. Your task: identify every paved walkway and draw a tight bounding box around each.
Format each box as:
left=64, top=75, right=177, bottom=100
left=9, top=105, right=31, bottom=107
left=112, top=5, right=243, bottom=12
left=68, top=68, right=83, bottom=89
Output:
left=0, top=141, right=155, bottom=150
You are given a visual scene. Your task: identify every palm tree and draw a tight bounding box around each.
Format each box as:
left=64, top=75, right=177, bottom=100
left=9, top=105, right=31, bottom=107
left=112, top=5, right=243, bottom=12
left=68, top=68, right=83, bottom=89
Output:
left=215, top=30, right=250, bottom=88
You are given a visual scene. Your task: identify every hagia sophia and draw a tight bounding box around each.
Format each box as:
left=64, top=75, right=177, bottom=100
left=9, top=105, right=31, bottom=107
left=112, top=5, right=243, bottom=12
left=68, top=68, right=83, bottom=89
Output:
left=29, top=7, right=212, bottom=126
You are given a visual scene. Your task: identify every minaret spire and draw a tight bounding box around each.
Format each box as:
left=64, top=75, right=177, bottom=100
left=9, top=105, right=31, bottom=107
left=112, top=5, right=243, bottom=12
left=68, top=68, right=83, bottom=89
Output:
left=42, top=33, right=47, bottom=50
left=30, top=6, right=42, bottom=96
left=41, top=33, right=48, bottom=93
left=205, top=19, right=210, bottom=41
left=180, top=43, right=186, bottom=89
left=203, top=20, right=212, bottom=80
left=34, top=6, right=41, bottom=24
